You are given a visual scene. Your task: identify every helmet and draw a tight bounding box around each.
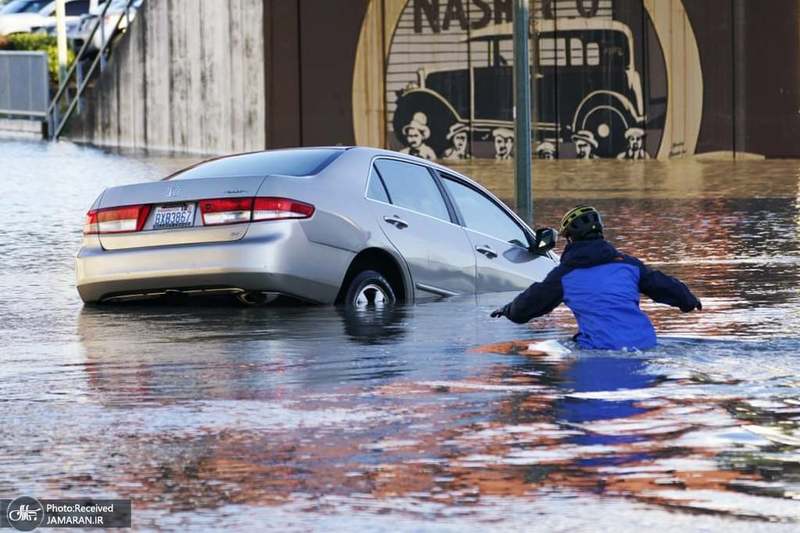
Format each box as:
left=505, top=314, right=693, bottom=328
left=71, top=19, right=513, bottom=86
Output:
left=560, top=205, right=603, bottom=240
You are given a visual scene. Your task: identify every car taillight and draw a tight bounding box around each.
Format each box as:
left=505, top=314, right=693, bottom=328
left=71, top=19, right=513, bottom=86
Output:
left=253, top=197, right=314, bottom=221
left=199, top=197, right=314, bottom=226
left=83, top=211, right=98, bottom=234
left=83, top=205, right=150, bottom=234
left=83, top=196, right=315, bottom=234
left=199, top=198, right=254, bottom=226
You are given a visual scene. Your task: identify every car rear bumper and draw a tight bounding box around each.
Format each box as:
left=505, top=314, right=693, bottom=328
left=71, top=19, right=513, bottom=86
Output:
left=75, top=222, right=354, bottom=304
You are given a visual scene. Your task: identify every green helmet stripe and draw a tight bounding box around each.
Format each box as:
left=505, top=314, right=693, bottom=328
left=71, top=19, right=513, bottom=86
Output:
left=560, top=205, right=597, bottom=233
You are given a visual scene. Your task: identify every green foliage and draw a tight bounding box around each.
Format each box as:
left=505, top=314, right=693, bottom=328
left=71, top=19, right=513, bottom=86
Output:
left=3, top=32, right=57, bottom=51
left=0, top=33, right=76, bottom=82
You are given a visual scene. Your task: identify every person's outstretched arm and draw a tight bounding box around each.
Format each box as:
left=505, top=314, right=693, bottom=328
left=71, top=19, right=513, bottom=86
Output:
left=491, top=266, right=565, bottom=323
left=626, top=256, right=702, bottom=312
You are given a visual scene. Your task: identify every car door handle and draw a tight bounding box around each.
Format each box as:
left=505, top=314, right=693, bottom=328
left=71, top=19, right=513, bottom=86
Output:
left=476, top=245, right=497, bottom=259
left=383, top=215, right=409, bottom=229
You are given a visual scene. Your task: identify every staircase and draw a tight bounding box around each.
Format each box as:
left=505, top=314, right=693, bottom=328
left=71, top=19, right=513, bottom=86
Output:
left=47, top=0, right=139, bottom=139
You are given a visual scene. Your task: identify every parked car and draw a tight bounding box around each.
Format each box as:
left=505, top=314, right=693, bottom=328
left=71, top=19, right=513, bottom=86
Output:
left=394, top=19, right=647, bottom=158
left=76, top=147, right=558, bottom=306
left=69, top=0, right=140, bottom=52
left=0, top=0, right=51, bottom=34
left=0, top=0, right=93, bottom=35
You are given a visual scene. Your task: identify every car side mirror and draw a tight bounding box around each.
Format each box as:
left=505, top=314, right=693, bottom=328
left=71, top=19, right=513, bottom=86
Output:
left=531, top=227, right=558, bottom=253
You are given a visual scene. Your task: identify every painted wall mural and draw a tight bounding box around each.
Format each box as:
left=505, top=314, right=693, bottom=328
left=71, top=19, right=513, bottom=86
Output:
left=354, top=0, right=704, bottom=160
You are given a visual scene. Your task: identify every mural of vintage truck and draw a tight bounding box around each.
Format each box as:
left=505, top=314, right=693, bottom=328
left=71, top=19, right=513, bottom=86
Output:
left=392, top=19, right=651, bottom=159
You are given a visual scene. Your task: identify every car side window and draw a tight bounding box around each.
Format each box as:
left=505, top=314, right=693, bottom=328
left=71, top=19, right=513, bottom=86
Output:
left=366, top=172, right=390, bottom=203
left=373, top=159, right=450, bottom=222
left=441, top=177, right=529, bottom=247
left=66, top=0, right=89, bottom=15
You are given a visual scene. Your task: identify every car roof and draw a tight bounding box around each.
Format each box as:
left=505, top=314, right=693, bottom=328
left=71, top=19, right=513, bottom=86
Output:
left=343, top=146, right=506, bottom=202
left=173, top=146, right=484, bottom=191
left=344, top=146, right=474, bottom=178
left=468, top=20, right=634, bottom=42
left=177, top=146, right=531, bottom=231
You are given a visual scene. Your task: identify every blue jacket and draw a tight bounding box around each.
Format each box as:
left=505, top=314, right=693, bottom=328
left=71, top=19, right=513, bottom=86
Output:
left=502, top=239, right=700, bottom=350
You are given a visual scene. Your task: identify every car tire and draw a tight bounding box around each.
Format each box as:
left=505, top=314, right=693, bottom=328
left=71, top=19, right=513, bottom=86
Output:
left=344, top=270, right=396, bottom=308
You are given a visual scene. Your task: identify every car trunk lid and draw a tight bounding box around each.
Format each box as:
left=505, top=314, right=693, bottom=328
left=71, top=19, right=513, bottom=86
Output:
left=97, top=176, right=266, bottom=250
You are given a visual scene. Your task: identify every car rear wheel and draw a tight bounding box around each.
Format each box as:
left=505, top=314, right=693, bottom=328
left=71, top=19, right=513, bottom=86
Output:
left=344, top=270, right=396, bottom=309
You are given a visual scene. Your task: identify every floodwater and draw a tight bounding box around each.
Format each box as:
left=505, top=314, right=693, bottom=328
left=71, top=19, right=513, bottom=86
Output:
left=2, top=136, right=800, bottom=531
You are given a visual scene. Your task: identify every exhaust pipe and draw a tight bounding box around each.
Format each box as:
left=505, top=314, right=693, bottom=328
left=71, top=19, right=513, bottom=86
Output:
left=237, top=291, right=280, bottom=306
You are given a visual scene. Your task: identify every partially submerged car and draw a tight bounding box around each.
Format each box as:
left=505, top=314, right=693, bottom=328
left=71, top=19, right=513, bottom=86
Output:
left=76, top=147, right=557, bottom=306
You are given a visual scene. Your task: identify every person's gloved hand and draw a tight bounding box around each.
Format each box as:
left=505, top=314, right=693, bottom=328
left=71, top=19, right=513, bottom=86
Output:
left=490, top=305, right=509, bottom=318
left=680, top=298, right=702, bottom=312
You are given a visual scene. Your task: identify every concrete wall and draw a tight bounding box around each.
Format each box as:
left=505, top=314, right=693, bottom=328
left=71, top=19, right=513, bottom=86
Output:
left=65, top=0, right=800, bottom=159
left=68, top=0, right=265, bottom=155
left=262, top=0, right=367, bottom=148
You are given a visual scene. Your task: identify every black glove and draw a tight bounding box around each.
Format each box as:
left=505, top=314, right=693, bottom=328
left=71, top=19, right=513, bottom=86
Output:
left=491, top=305, right=509, bottom=318
left=680, top=298, right=702, bottom=313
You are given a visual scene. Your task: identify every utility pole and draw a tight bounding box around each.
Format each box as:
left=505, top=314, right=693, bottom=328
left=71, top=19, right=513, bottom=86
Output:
left=513, top=0, right=533, bottom=224
left=55, top=0, right=67, bottom=85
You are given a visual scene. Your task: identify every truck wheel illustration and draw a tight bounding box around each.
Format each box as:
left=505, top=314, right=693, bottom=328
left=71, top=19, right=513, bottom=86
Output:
left=571, top=91, right=642, bottom=158
left=393, top=89, right=461, bottom=157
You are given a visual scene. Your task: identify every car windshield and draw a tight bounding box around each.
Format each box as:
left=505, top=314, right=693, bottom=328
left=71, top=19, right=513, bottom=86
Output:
left=1, top=0, right=49, bottom=13
left=36, top=1, right=54, bottom=15
left=166, top=149, right=345, bottom=180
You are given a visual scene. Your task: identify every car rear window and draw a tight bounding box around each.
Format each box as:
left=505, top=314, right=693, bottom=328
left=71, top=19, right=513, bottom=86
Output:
left=167, top=149, right=344, bottom=180
left=65, top=0, right=90, bottom=16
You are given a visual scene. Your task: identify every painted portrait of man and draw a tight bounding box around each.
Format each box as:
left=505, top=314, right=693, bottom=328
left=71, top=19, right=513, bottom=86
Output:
left=400, top=112, right=437, bottom=160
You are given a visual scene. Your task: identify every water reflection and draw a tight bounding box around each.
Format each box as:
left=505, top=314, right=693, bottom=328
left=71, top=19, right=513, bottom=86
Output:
left=338, top=306, right=409, bottom=345
left=71, top=302, right=800, bottom=525
left=76, top=304, right=414, bottom=403
left=3, top=137, right=800, bottom=530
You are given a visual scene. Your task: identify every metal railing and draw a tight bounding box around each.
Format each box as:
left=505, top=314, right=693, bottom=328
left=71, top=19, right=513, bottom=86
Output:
left=47, top=0, right=138, bottom=139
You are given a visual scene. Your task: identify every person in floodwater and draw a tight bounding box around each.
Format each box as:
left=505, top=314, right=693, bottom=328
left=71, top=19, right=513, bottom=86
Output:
left=491, top=205, right=702, bottom=350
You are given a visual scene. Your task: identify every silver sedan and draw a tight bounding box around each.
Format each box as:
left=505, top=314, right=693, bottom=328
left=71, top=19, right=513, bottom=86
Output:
left=76, top=147, right=558, bottom=306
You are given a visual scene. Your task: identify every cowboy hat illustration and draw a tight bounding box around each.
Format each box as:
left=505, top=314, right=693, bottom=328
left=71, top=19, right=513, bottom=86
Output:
left=446, top=122, right=468, bottom=140
left=624, top=127, right=645, bottom=140
left=402, top=112, right=432, bottom=140
left=571, top=130, right=599, bottom=148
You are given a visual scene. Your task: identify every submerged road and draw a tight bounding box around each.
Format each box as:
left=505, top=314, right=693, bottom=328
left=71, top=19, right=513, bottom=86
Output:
left=2, top=137, right=800, bottom=531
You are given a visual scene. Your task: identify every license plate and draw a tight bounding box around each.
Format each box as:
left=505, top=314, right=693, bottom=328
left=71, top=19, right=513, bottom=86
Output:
left=152, top=203, right=195, bottom=230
